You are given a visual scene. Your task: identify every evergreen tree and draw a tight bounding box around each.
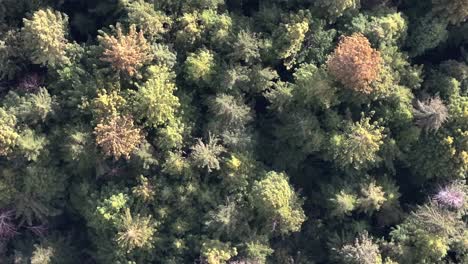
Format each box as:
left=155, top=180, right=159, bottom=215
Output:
left=133, top=65, right=180, bottom=127
left=328, top=116, right=385, bottom=170
left=22, top=8, right=69, bottom=67
left=251, top=171, right=306, bottom=234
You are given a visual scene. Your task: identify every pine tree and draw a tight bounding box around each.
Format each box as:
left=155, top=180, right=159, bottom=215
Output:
left=22, top=8, right=69, bottom=67
left=0, top=108, right=18, bottom=156
left=432, top=0, right=468, bottom=25
left=251, top=171, right=306, bottom=234
left=190, top=134, right=225, bottom=172
left=133, top=66, right=180, bottom=127
left=413, top=96, right=449, bottom=132
left=329, top=116, right=385, bottom=170
left=116, top=208, right=156, bottom=253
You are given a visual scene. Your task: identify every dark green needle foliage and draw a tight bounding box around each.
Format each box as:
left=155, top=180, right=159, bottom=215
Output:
left=0, top=0, right=466, bottom=263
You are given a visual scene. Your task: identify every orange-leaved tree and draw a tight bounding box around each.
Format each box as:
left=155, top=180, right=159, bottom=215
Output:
left=94, top=115, right=143, bottom=160
left=327, top=33, right=382, bottom=94
left=98, top=24, right=153, bottom=77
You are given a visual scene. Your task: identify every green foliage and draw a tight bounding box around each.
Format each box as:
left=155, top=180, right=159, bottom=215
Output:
left=22, top=8, right=69, bottom=67
left=252, top=171, right=306, bottom=234
left=293, top=63, right=338, bottom=109
left=273, top=18, right=309, bottom=69
left=390, top=201, right=466, bottom=263
left=244, top=241, right=274, bottom=263
left=0, top=108, right=18, bottom=156
left=274, top=109, right=326, bottom=164
left=358, top=181, right=387, bottom=214
left=122, top=0, right=171, bottom=41
left=0, top=30, right=26, bottom=80
left=15, top=165, right=65, bottom=225
left=175, top=9, right=232, bottom=48
left=207, top=94, right=253, bottom=132
left=116, top=208, right=156, bottom=253
left=201, top=240, right=237, bottom=264
left=133, top=65, right=180, bottom=127
left=16, top=129, right=47, bottom=161
left=229, top=30, right=261, bottom=64
left=328, top=116, right=385, bottom=170
left=432, top=0, right=468, bottom=25
left=315, top=0, right=360, bottom=19
left=347, top=11, right=408, bottom=46
left=330, top=190, right=358, bottom=217
left=406, top=15, right=448, bottom=57
left=409, top=131, right=467, bottom=180
left=184, top=49, right=217, bottom=84
left=3, top=88, right=55, bottom=124
left=0, top=1, right=466, bottom=263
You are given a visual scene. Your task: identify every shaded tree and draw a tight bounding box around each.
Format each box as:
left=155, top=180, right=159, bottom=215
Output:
left=432, top=0, right=468, bottom=25
left=406, top=15, right=448, bottom=57
left=207, top=94, right=253, bottom=131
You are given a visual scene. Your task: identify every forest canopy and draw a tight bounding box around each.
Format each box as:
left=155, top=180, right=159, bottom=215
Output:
left=0, top=0, right=467, bottom=263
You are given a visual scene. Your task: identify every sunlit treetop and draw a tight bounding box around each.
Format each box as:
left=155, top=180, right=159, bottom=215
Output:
left=22, top=8, right=69, bottom=67
left=133, top=65, right=180, bottom=127
left=329, top=116, right=385, bottom=170
left=252, top=171, right=306, bottom=234
left=0, top=108, right=18, bottom=156
left=122, top=0, right=172, bottom=41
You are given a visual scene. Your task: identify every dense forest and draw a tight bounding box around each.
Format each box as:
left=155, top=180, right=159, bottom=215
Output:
left=0, top=0, right=467, bottom=263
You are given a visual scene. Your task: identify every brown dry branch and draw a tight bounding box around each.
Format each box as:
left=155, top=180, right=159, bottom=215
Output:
left=99, top=24, right=152, bottom=77
left=94, top=115, right=143, bottom=160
